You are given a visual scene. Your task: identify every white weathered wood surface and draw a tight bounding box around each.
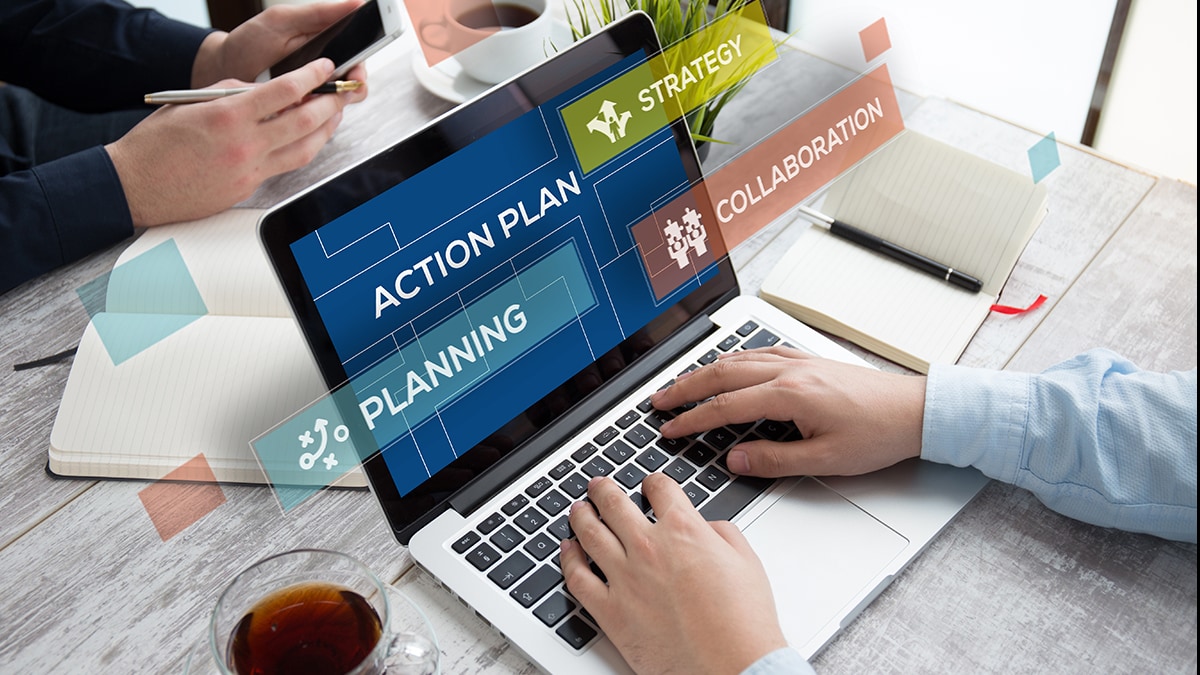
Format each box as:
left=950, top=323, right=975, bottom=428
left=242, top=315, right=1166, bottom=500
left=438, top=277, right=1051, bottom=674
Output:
left=1, top=32, right=1195, bottom=674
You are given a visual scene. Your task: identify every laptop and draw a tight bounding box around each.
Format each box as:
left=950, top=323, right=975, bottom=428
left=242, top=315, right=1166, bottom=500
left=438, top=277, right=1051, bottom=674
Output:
left=260, top=12, right=988, bottom=672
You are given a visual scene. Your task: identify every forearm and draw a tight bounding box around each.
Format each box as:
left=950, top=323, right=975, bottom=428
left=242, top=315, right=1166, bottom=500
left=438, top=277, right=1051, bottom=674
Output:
left=922, top=350, right=1198, bottom=542
left=0, top=148, right=134, bottom=294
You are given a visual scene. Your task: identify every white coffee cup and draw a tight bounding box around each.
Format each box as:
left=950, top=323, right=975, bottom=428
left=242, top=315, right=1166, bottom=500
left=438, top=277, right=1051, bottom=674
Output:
left=418, top=0, right=553, bottom=84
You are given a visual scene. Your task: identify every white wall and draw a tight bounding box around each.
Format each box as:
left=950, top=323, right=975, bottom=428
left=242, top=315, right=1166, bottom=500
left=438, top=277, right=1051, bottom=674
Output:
left=786, top=0, right=1197, bottom=184
left=130, top=0, right=1199, bottom=183
left=1093, top=0, right=1196, bottom=183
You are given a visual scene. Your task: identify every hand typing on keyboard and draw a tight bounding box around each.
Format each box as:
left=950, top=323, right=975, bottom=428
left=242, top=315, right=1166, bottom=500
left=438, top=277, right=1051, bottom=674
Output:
left=561, top=474, right=788, bottom=675
left=653, top=347, right=925, bottom=478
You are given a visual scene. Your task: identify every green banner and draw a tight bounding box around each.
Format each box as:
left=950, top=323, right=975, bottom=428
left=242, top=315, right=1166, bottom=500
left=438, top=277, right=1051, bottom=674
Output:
left=562, top=2, right=777, bottom=173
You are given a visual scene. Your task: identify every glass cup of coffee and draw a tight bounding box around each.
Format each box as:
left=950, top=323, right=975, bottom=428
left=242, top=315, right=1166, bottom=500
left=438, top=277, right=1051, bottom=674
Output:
left=417, top=0, right=553, bottom=84
left=204, top=549, right=439, bottom=675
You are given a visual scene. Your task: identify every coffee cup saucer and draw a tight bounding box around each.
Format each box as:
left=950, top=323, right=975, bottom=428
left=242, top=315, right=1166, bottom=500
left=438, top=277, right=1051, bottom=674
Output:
left=410, top=53, right=492, bottom=104
left=410, top=20, right=572, bottom=104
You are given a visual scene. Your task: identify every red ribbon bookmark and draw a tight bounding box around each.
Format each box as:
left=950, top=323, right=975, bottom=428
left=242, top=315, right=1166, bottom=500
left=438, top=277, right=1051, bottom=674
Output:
left=990, top=293, right=1047, bottom=315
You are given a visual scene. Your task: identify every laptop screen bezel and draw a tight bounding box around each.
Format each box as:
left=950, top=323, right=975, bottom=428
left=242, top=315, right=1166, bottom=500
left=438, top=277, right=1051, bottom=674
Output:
left=260, top=11, right=740, bottom=543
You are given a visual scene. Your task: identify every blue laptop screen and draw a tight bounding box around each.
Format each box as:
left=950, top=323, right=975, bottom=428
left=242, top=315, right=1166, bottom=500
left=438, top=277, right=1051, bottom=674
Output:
left=287, top=53, right=720, bottom=499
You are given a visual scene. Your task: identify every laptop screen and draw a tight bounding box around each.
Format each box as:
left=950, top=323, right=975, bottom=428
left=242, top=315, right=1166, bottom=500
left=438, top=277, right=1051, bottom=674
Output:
left=261, top=12, right=738, bottom=541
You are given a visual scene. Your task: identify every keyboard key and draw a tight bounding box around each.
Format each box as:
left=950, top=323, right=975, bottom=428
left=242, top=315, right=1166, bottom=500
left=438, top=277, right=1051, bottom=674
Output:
left=593, top=426, right=619, bottom=446
left=703, top=427, right=738, bottom=451
left=537, top=489, right=570, bottom=516
left=664, top=458, right=696, bottom=483
left=622, top=424, right=656, bottom=448
left=487, top=552, right=534, bottom=589
left=478, top=512, right=505, bottom=535
left=582, top=456, right=615, bottom=477
left=556, top=615, right=597, bottom=650
left=697, top=466, right=731, bottom=491
left=571, top=443, right=599, bottom=462
left=614, top=465, right=647, bottom=490
left=644, top=409, right=673, bottom=430
left=547, top=515, right=572, bottom=540
left=501, top=494, right=529, bottom=516
left=699, top=475, right=775, bottom=522
left=629, top=491, right=651, bottom=513
left=489, top=524, right=525, bottom=552
left=683, top=442, right=717, bottom=466
left=467, top=542, right=501, bottom=571
left=656, top=436, right=690, bottom=454
left=534, top=592, right=577, bottom=627
left=716, top=335, right=740, bottom=351
left=727, top=421, right=755, bottom=435
left=736, top=321, right=759, bottom=336
left=523, top=533, right=559, bottom=561
left=511, top=566, right=563, bottom=607
left=615, top=410, right=641, bottom=429
left=548, top=459, right=575, bottom=480
left=452, top=531, right=481, bottom=554
left=635, top=447, right=669, bottom=472
left=697, top=349, right=720, bottom=365
left=682, top=482, right=708, bottom=507
left=603, top=440, right=636, bottom=464
left=756, top=419, right=793, bottom=441
left=515, top=507, right=548, bottom=534
left=526, top=476, right=554, bottom=498
left=636, top=397, right=655, bottom=413
left=560, top=472, right=589, bottom=498
left=742, top=330, right=780, bottom=350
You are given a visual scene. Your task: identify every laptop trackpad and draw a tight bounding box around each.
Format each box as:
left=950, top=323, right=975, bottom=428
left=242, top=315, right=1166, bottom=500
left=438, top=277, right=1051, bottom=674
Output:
left=742, top=478, right=909, bottom=655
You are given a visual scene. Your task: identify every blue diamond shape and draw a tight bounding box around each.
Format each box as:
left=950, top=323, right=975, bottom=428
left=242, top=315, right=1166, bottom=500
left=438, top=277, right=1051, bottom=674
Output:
left=1028, top=132, right=1061, bottom=183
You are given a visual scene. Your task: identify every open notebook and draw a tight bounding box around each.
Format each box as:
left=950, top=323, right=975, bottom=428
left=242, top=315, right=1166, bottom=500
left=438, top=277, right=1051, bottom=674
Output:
left=761, top=129, right=1048, bottom=372
left=48, top=209, right=365, bottom=485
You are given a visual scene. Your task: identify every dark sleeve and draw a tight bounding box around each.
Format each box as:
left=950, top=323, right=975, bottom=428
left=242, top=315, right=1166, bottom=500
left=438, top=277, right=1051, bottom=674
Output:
left=0, top=147, right=134, bottom=295
left=0, top=0, right=213, bottom=112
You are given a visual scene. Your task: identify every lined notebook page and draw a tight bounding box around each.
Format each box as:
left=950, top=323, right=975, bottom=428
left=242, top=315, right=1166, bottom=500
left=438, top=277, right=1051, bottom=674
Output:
left=761, top=225, right=996, bottom=372
left=761, top=130, right=1047, bottom=372
left=48, top=315, right=364, bottom=485
left=822, top=130, right=1047, bottom=296
left=107, top=208, right=290, bottom=317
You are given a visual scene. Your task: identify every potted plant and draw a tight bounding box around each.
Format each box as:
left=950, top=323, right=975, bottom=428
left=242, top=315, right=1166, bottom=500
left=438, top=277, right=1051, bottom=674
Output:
left=564, top=0, right=765, bottom=151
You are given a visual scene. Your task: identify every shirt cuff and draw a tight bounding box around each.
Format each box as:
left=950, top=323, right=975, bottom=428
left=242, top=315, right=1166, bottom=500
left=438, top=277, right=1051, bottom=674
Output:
left=921, top=362, right=1033, bottom=484
left=739, top=647, right=815, bottom=675
left=34, top=146, right=134, bottom=263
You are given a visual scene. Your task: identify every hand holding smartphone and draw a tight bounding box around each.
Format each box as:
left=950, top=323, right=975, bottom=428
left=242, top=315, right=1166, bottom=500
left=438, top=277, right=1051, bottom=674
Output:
left=257, top=0, right=406, bottom=83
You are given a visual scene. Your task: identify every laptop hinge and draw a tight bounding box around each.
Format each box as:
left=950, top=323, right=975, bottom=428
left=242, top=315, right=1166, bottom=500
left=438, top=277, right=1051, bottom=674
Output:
left=446, top=313, right=719, bottom=518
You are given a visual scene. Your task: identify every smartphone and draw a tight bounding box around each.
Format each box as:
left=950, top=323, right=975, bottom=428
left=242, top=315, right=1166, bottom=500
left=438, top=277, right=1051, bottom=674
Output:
left=257, top=0, right=406, bottom=82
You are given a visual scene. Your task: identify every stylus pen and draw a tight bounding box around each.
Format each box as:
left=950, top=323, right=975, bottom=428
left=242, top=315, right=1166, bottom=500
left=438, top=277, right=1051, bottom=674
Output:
left=795, top=204, right=984, bottom=293
left=143, top=80, right=363, bottom=105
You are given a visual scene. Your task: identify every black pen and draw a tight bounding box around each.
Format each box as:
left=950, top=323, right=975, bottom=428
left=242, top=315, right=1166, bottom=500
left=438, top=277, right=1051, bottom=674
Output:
left=795, top=204, right=983, bottom=293
left=143, top=80, right=363, bottom=105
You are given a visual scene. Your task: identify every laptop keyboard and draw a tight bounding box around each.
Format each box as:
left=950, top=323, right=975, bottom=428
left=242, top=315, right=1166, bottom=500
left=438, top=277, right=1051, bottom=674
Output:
left=447, top=321, right=802, bottom=651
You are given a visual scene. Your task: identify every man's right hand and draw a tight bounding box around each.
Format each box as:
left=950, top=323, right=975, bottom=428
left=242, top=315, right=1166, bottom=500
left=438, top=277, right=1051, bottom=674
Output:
left=652, top=347, right=926, bottom=478
left=105, top=58, right=353, bottom=228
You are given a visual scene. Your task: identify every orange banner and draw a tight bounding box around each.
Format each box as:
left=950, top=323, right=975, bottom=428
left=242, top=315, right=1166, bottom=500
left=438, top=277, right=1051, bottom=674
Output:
left=708, top=63, right=905, bottom=250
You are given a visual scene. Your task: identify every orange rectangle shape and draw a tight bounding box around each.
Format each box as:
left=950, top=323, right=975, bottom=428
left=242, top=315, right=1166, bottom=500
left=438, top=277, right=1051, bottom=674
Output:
left=138, top=453, right=227, bottom=542
left=707, top=64, right=905, bottom=250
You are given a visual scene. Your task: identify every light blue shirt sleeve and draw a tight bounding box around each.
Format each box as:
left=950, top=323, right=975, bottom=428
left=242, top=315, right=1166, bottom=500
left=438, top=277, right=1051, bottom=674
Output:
left=921, top=349, right=1197, bottom=542
left=738, top=647, right=816, bottom=675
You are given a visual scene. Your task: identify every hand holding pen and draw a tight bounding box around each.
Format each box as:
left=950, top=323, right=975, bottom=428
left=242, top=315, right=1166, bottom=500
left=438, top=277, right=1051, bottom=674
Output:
left=109, top=58, right=364, bottom=228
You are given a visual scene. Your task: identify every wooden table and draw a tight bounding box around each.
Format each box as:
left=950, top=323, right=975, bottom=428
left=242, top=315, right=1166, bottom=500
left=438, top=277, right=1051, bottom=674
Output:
left=1, top=30, right=1195, bottom=674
